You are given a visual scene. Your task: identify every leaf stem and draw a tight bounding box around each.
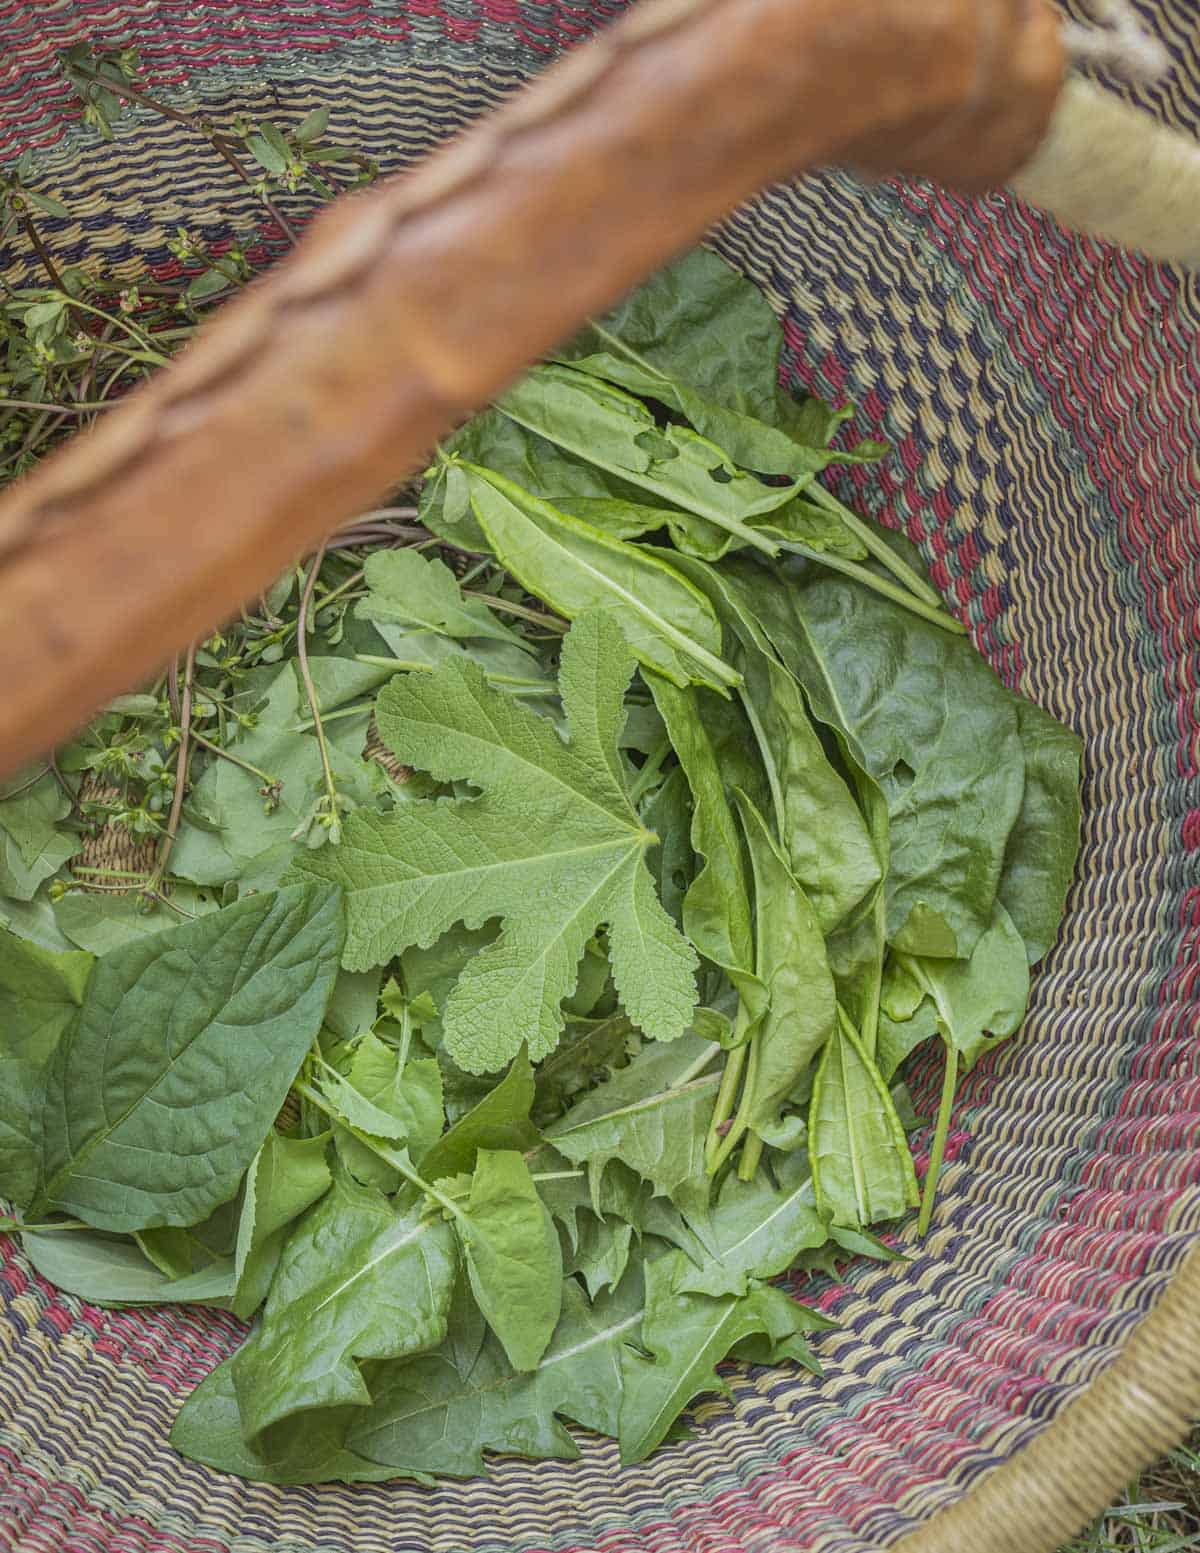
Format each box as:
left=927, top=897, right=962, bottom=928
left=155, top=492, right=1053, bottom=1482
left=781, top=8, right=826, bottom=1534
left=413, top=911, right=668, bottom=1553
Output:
left=737, top=1131, right=764, bottom=1182
left=190, top=730, right=279, bottom=792
left=705, top=1036, right=748, bottom=1173
left=805, top=482, right=943, bottom=608
left=917, top=1043, right=958, bottom=1236
left=777, top=542, right=966, bottom=634
left=297, top=544, right=342, bottom=840
left=148, top=644, right=194, bottom=890
left=354, top=655, right=553, bottom=697
left=627, top=736, right=673, bottom=805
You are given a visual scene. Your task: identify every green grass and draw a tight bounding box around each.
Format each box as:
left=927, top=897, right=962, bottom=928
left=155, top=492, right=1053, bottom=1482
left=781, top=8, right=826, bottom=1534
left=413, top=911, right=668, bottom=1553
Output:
left=1063, top=1436, right=1200, bottom=1551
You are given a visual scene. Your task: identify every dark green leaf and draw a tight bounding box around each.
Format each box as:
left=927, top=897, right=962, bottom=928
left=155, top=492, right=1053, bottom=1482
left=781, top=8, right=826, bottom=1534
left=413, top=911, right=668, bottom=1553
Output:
left=23, top=1227, right=234, bottom=1307
left=420, top=1049, right=539, bottom=1181
left=0, top=1056, right=43, bottom=1209
left=532, top=1013, right=634, bottom=1126
left=35, top=884, right=344, bottom=1231
left=997, top=700, right=1083, bottom=964
left=0, top=927, right=92, bottom=1065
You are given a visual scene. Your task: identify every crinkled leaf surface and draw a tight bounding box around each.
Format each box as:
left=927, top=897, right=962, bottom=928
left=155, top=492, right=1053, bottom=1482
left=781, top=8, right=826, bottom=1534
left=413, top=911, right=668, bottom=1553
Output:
left=744, top=558, right=1025, bottom=959
left=233, top=1168, right=458, bottom=1439
left=459, top=1149, right=562, bottom=1370
left=291, top=612, right=698, bottom=1072
left=349, top=1270, right=643, bottom=1477
left=35, top=884, right=343, bottom=1232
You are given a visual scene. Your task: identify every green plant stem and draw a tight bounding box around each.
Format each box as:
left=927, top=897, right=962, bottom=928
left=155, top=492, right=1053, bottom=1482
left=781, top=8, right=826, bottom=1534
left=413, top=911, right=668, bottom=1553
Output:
left=737, top=1131, right=764, bottom=1182
left=778, top=541, right=966, bottom=634
left=58, top=294, right=168, bottom=362
left=705, top=1029, right=749, bottom=1173
left=710, top=1032, right=761, bottom=1174
left=296, top=544, right=341, bottom=833
left=189, top=730, right=278, bottom=790
left=148, top=644, right=194, bottom=891
left=0, top=397, right=115, bottom=416
left=463, top=591, right=568, bottom=634
left=917, top=1042, right=958, bottom=1237
left=355, top=655, right=553, bottom=697
left=805, top=482, right=944, bottom=608
left=627, top=737, right=673, bottom=805
left=296, top=1079, right=470, bottom=1226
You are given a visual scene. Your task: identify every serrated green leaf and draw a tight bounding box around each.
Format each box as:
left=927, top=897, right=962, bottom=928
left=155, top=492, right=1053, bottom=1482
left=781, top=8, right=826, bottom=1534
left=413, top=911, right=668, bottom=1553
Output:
left=0, top=927, right=92, bottom=1065
left=233, top=1167, right=458, bottom=1439
left=532, top=1012, right=634, bottom=1126
left=546, top=1032, right=720, bottom=1219
left=618, top=1250, right=825, bottom=1463
left=672, top=1150, right=826, bottom=1298
left=246, top=131, right=287, bottom=174
left=348, top=1271, right=642, bottom=1476
left=564, top=1211, right=635, bottom=1298
left=459, top=1149, right=561, bottom=1370
left=34, top=884, right=344, bottom=1232
left=290, top=612, right=698, bottom=1071
left=233, top=1130, right=332, bottom=1320
left=294, top=105, right=331, bottom=143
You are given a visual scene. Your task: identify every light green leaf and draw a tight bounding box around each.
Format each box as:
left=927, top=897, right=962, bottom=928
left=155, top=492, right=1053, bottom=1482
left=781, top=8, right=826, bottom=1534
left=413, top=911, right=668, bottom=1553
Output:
left=23, top=1227, right=234, bottom=1307
left=52, top=887, right=220, bottom=954
left=358, top=549, right=530, bottom=651
left=546, top=1033, right=720, bottom=1219
left=672, top=1151, right=826, bottom=1299
left=0, top=927, right=92, bottom=1065
left=564, top=1211, right=636, bottom=1298
left=35, top=884, right=344, bottom=1232
left=419, top=1049, right=539, bottom=1182
left=900, top=901, right=1030, bottom=1071
left=170, top=1354, right=413, bottom=1485
left=809, top=1014, right=919, bottom=1229
left=735, top=792, right=837, bottom=1136
left=459, top=1149, right=562, bottom=1370
left=348, top=1271, right=643, bottom=1477
left=463, top=465, right=737, bottom=691
left=290, top=612, right=698, bottom=1071
left=233, top=1168, right=458, bottom=1439
left=0, top=824, right=73, bottom=902
left=233, top=1131, right=333, bottom=1320
left=618, top=1250, right=825, bottom=1463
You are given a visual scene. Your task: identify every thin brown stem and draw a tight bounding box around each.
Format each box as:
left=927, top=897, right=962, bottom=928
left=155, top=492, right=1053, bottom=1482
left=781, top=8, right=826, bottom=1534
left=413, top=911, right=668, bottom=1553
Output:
left=150, top=644, right=194, bottom=888
left=296, top=544, right=341, bottom=833
left=211, top=137, right=299, bottom=246
left=19, top=213, right=64, bottom=289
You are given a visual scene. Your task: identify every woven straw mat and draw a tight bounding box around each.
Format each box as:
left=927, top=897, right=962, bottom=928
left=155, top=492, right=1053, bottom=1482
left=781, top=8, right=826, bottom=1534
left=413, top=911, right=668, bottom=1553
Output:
left=2, top=3, right=1200, bottom=1552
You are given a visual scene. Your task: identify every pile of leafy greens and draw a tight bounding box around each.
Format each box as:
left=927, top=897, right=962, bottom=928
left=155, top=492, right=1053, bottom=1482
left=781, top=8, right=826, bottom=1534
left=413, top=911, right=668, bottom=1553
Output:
left=0, top=249, right=1082, bottom=1485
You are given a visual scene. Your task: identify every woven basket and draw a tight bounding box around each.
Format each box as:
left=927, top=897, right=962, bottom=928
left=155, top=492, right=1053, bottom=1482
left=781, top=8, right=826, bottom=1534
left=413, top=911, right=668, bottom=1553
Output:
left=2, top=4, right=1199, bottom=1551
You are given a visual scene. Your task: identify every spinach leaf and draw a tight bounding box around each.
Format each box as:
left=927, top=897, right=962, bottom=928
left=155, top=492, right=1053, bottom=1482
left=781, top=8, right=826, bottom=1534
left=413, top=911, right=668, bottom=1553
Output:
left=997, top=700, right=1083, bottom=964
left=463, top=464, right=738, bottom=691
left=458, top=1148, right=562, bottom=1371
left=0, top=927, right=92, bottom=1064
left=809, top=1012, right=919, bottom=1228
left=233, top=1130, right=333, bottom=1320
left=233, top=1167, right=458, bottom=1439
left=744, top=558, right=1025, bottom=959
left=22, top=1227, right=234, bottom=1307
left=330, top=1034, right=444, bottom=1192
left=34, top=883, right=343, bottom=1232
left=291, top=612, right=698, bottom=1071
left=734, top=793, right=837, bottom=1139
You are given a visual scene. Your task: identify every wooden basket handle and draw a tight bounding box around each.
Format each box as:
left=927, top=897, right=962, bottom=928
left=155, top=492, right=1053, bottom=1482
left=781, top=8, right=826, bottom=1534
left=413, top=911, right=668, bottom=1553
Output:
left=0, top=0, right=1064, bottom=777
